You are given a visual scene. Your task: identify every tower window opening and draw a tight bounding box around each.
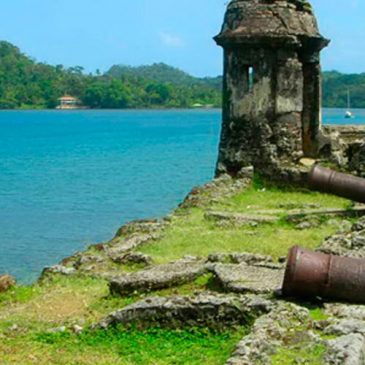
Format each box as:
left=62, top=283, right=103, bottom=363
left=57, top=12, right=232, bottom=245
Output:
left=248, top=66, right=255, bottom=92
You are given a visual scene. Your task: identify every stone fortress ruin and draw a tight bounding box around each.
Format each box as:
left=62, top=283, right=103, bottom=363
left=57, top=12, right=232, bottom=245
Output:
left=5, top=3, right=365, bottom=365
left=214, top=0, right=365, bottom=180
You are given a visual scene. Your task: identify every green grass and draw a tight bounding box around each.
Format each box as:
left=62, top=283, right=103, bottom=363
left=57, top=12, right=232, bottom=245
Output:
left=309, top=307, right=329, bottom=322
left=139, top=185, right=350, bottom=262
left=0, top=273, right=241, bottom=365
left=140, top=211, right=345, bottom=263
left=0, top=326, right=246, bottom=365
left=271, top=343, right=326, bottom=365
left=89, top=274, right=214, bottom=316
left=0, top=181, right=351, bottom=364
left=0, top=285, right=42, bottom=306
left=214, top=186, right=350, bottom=213
left=0, top=276, right=110, bottom=332
left=270, top=302, right=328, bottom=364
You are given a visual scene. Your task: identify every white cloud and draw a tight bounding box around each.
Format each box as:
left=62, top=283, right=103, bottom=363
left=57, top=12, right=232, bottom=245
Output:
left=159, top=32, right=185, bottom=47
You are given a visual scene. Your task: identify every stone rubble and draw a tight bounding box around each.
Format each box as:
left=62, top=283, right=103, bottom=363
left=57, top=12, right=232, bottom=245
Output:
left=205, top=211, right=277, bottom=227
left=73, top=254, right=105, bottom=269
left=210, top=263, right=284, bottom=294
left=38, top=174, right=252, bottom=280
left=110, top=252, right=153, bottom=266
left=32, top=164, right=365, bottom=364
left=41, top=265, right=77, bottom=278
left=114, top=218, right=166, bottom=238
left=109, top=259, right=208, bottom=296
left=180, top=174, right=251, bottom=209
left=319, top=216, right=365, bottom=258
left=226, top=302, right=320, bottom=365
left=0, top=275, right=16, bottom=293
left=106, top=232, right=161, bottom=257
left=325, top=334, right=365, bottom=365
left=207, top=252, right=275, bottom=266
left=97, top=293, right=274, bottom=330
left=323, top=303, right=365, bottom=365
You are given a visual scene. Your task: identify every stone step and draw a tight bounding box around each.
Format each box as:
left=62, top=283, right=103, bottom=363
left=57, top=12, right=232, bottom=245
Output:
left=211, top=263, right=284, bottom=294
left=96, top=292, right=274, bottom=330
left=109, top=259, right=208, bottom=296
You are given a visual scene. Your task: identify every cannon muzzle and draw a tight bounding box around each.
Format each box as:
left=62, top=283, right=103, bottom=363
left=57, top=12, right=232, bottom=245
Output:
left=309, top=165, right=365, bottom=203
left=282, top=246, right=365, bottom=303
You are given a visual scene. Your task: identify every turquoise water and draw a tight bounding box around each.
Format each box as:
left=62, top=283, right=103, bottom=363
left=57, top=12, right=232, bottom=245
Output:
left=0, top=108, right=364, bottom=283
left=0, top=110, right=220, bottom=283
left=323, top=108, right=365, bottom=125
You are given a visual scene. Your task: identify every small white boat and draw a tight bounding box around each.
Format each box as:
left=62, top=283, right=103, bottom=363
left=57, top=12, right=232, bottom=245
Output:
left=345, top=89, right=355, bottom=119
left=345, top=110, right=354, bottom=119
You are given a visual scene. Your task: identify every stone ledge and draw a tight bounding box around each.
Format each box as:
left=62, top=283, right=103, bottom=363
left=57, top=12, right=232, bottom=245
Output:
left=226, top=302, right=318, bottom=365
left=109, top=259, right=208, bottom=296
left=210, top=263, right=284, bottom=294
left=96, top=293, right=274, bottom=330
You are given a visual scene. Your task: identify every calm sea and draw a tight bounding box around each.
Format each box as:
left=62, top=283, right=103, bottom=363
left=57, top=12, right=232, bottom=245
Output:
left=0, top=108, right=363, bottom=283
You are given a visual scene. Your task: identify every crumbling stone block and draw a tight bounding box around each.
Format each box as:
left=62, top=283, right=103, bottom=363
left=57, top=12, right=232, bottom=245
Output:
left=0, top=275, right=16, bottom=293
left=109, top=259, right=207, bottom=296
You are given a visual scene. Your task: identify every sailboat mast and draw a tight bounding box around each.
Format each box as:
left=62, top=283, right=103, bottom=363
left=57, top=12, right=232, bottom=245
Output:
left=344, top=89, right=354, bottom=118
left=347, top=89, right=351, bottom=110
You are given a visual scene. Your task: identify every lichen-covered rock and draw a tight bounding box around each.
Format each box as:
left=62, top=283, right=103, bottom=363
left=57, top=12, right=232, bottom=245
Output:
left=111, top=252, right=153, bottom=266
left=211, top=263, right=284, bottom=294
left=325, top=334, right=365, bottom=365
left=325, top=319, right=365, bottom=337
left=0, top=275, right=16, bottom=293
left=180, top=174, right=251, bottom=209
left=114, top=218, right=166, bottom=238
left=109, top=259, right=208, bottom=296
left=226, top=302, right=318, bottom=365
left=41, top=265, right=76, bottom=278
left=73, top=254, right=105, bottom=269
left=319, top=217, right=365, bottom=258
left=348, top=143, right=365, bottom=176
left=322, top=303, right=365, bottom=364
left=325, top=303, right=365, bottom=321
left=107, top=232, right=160, bottom=257
left=205, top=211, right=277, bottom=227
left=207, top=252, right=275, bottom=266
left=97, top=293, right=274, bottom=330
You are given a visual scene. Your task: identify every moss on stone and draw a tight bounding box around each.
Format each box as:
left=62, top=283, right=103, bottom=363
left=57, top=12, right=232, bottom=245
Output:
left=271, top=343, right=326, bottom=365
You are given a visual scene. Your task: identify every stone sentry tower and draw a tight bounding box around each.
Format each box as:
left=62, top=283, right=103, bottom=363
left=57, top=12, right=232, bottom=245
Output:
left=214, top=0, right=329, bottom=177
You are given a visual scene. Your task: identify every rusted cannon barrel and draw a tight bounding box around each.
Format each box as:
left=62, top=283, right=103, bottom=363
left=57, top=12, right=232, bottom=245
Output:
left=282, top=246, right=365, bottom=303
left=309, top=165, right=365, bottom=203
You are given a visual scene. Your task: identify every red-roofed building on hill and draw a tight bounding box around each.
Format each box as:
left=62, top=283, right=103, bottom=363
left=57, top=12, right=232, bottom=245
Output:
left=56, top=95, right=81, bottom=110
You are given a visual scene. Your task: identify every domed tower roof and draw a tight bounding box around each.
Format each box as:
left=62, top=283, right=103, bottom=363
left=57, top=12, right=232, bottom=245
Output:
left=215, top=0, right=329, bottom=49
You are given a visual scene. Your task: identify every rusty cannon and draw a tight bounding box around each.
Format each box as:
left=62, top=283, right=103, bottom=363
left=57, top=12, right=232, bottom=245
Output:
left=308, top=165, right=365, bottom=204
left=282, top=246, right=365, bottom=303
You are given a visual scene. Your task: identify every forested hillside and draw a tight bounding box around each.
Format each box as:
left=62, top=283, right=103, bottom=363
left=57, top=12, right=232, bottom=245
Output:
left=0, top=41, right=89, bottom=109
left=107, top=63, right=222, bottom=90
left=0, top=41, right=221, bottom=109
left=1, top=41, right=365, bottom=109
left=322, top=71, right=365, bottom=108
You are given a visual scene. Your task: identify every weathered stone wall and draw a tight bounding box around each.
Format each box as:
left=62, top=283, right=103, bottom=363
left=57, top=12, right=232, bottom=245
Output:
left=321, top=126, right=365, bottom=176
left=302, top=53, right=322, bottom=156
left=215, top=0, right=330, bottom=179
left=216, top=47, right=305, bottom=176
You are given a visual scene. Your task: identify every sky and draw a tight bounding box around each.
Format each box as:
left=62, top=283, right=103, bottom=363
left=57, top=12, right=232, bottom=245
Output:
left=0, top=0, right=364, bottom=77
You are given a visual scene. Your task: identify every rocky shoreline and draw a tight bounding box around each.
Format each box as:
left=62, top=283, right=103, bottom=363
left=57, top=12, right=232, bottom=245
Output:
left=11, top=171, right=360, bottom=364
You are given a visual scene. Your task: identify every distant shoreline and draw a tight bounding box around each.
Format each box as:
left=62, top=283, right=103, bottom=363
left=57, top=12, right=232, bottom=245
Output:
left=0, top=106, right=360, bottom=112
left=0, top=107, right=223, bottom=112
